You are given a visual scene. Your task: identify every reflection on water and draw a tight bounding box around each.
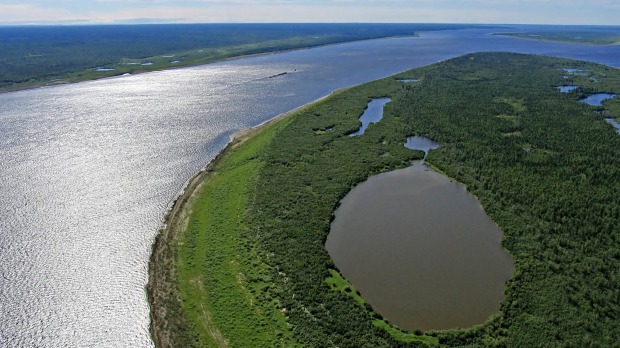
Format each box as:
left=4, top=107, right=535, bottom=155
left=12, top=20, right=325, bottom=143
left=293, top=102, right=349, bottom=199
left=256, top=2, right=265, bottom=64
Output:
left=604, top=118, right=620, bottom=134
left=557, top=85, right=578, bottom=93
left=326, top=163, right=514, bottom=331
left=404, top=135, right=439, bottom=158
left=579, top=93, right=616, bottom=106
left=563, top=68, right=589, bottom=76
left=397, top=78, right=420, bottom=83
left=349, top=98, right=391, bottom=137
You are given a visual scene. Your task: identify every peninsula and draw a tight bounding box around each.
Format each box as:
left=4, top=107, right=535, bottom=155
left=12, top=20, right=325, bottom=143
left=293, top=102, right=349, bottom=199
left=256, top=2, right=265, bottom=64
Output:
left=148, top=52, right=620, bottom=347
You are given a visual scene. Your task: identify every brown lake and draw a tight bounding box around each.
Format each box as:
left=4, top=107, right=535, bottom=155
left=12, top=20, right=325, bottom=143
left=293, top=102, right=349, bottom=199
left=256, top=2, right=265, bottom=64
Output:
left=325, top=162, right=514, bottom=331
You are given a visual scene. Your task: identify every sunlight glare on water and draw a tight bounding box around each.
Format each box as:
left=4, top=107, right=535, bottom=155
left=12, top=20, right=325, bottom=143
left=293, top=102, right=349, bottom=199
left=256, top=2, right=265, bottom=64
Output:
left=1, top=28, right=619, bottom=347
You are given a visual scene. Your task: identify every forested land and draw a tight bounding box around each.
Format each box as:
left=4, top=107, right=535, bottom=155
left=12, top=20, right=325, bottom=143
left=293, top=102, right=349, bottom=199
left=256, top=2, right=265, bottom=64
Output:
left=151, top=52, right=620, bottom=347
left=0, top=23, right=485, bottom=91
left=497, top=26, right=620, bottom=45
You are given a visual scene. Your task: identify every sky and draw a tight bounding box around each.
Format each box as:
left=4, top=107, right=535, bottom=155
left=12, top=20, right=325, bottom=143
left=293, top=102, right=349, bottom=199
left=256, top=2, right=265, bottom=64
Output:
left=0, top=0, right=619, bottom=26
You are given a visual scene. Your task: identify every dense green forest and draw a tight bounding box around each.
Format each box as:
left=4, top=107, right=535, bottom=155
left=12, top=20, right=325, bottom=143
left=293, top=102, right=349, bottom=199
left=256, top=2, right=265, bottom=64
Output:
left=0, top=23, right=485, bottom=91
left=496, top=26, right=620, bottom=45
left=149, top=52, right=620, bottom=347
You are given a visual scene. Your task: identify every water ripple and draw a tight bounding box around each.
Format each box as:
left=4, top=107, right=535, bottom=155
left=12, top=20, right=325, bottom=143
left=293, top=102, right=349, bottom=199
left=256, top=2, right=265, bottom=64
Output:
left=1, top=29, right=619, bottom=347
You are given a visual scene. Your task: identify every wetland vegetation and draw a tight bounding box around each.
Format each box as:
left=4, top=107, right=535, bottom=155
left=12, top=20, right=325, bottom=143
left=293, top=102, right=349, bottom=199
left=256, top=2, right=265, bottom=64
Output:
left=149, top=52, right=620, bottom=347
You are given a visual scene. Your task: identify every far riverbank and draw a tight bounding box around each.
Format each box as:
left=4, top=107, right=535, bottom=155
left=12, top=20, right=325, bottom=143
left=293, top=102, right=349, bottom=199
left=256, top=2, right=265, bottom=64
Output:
left=0, top=34, right=418, bottom=95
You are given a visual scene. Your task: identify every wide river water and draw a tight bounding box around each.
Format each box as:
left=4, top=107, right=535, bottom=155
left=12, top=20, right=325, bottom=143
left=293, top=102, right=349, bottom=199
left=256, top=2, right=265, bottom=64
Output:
left=1, top=27, right=620, bottom=347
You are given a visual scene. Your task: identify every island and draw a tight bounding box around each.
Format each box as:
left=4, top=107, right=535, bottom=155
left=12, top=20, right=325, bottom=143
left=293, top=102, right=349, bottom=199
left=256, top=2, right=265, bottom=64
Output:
left=148, top=52, right=620, bottom=347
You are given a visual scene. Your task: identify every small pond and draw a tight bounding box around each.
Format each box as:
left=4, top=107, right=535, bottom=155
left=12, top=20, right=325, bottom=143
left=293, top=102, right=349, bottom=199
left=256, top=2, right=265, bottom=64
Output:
left=349, top=98, right=391, bottom=137
left=397, top=78, right=421, bottom=83
left=404, top=136, right=439, bottom=158
left=563, top=68, right=589, bottom=76
left=579, top=93, right=616, bottom=106
left=557, top=85, right=578, bottom=93
left=605, top=118, right=620, bottom=134
left=326, top=162, right=514, bottom=331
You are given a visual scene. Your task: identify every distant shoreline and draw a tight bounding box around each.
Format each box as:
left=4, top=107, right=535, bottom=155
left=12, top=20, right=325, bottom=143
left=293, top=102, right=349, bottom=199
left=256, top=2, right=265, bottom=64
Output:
left=493, top=32, right=620, bottom=46
left=0, top=34, right=418, bottom=95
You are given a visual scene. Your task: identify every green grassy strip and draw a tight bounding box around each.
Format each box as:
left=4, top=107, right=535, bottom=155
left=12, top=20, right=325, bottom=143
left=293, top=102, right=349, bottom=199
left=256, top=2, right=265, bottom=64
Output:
left=175, top=116, right=297, bottom=347
left=372, top=321, right=438, bottom=345
left=325, top=270, right=438, bottom=345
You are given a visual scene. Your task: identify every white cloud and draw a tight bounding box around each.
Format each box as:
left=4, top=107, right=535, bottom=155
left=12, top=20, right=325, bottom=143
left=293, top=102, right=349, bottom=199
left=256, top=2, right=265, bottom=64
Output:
left=0, top=1, right=618, bottom=25
left=0, top=4, right=87, bottom=24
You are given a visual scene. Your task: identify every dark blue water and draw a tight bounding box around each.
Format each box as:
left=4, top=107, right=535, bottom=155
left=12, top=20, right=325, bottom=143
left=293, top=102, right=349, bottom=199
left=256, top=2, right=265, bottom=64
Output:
left=558, top=85, right=578, bottom=93
left=349, top=98, right=391, bottom=136
left=580, top=93, right=617, bottom=106
left=1, top=26, right=620, bottom=347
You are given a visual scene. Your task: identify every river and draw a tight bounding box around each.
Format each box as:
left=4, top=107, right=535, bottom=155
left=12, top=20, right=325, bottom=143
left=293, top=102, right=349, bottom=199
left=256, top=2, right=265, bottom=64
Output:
left=1, top=27, right=620, bottom=347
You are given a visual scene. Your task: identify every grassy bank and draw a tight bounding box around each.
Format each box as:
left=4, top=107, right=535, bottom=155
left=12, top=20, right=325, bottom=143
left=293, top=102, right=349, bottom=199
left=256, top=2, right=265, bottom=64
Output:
left=150, top=52, right=620, bottom=347
left=147, top=101, right=325, bottom=347
left=173, top=115, right=296, bottom=347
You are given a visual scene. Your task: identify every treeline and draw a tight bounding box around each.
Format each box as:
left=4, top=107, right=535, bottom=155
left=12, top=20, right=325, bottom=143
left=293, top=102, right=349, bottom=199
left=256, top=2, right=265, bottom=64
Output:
left=0, top=23, right=483, bottom=89
left=237, top=53, right=620, bottom=346
left=499, top=27, right=620, bottom=46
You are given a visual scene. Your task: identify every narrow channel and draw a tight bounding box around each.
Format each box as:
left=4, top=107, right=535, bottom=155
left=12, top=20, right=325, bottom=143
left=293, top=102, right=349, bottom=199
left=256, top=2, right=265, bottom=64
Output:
left=404, top=136, right=439, bottom=158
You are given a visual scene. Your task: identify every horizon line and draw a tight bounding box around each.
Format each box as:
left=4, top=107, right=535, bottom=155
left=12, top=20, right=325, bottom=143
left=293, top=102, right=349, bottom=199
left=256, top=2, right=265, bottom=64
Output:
left=1, top=22, right=620, bottom=27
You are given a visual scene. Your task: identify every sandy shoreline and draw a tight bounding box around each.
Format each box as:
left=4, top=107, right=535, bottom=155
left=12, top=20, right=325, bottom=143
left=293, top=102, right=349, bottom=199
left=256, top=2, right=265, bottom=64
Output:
left=145, top=92, right=332, bottom=347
